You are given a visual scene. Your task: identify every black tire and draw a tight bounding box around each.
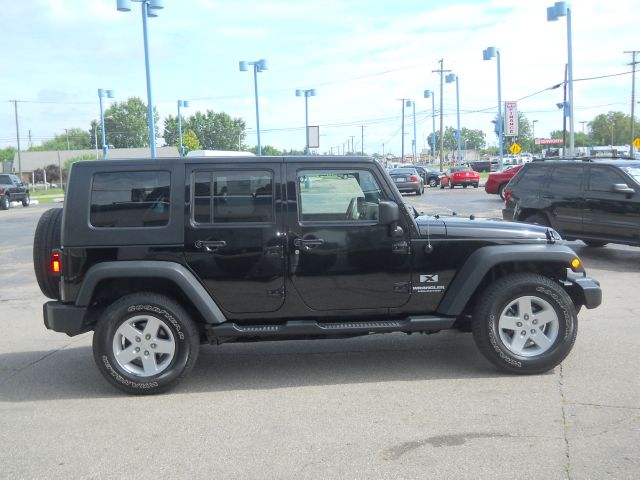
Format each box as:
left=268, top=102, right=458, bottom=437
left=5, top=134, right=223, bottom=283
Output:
left=415, top=188, right=422, bottom=195
left=449, top=182, right=454, bottom=189
left=33, top=208, right=63, bottom=299
left=523, top=213, right=549, bottom=227
left=498, top=184, right=506, bottom=200
left=463, top=184, right=468, bottom=189
left=472, top=273, right=577, bottom=374
left=440, top=183, right=444, bottom=189
left=428, top=178, right=438, bottom=188
left=93, top=293, right=200, bottom=395
left=22, top=195, right=30, bottom=207
left=1, top=195, right=9, bottom=210
left=582, top=240, right=608, bottom=248
left=473, top=183, right=479, bottom=188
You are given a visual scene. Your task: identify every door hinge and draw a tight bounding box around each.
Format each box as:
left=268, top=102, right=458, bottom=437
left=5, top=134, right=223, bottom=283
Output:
left=267, top=286, right=285, bottom=298
left=393, top=282, right=411, bottom=293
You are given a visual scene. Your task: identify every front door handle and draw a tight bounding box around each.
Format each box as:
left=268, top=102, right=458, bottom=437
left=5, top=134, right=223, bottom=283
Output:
left=293, top=238, right=325, bottom=249
left=195, top=240, right=227, bottom=252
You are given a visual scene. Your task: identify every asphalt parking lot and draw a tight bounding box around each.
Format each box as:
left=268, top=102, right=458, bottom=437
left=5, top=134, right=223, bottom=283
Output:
left=1, top=196, right=639, bottom=479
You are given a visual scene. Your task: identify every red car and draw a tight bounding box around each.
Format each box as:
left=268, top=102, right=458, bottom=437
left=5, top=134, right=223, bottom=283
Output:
left=439, top=167, right=480, bottom=189
left=484, top=164, right=523, bottom=199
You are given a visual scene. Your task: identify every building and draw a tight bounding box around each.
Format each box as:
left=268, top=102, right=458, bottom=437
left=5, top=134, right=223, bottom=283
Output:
left=5, top=147, right=180, bottom=182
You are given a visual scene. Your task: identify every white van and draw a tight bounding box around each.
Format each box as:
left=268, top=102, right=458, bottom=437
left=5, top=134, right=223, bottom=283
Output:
left=186, top=150, right=255, bottom=157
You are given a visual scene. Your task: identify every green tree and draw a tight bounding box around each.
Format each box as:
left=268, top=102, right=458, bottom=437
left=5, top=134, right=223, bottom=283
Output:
left=588, top=111, right=636, bottom=146
left=103, top=97, right=159, bottom=148
left=460, top=127, right=486, bottom=150
left=182, top=130, right=201, bottom=153
left=30, top=128, right=92, bottom=151
left=167, top=110, right=246, bottom=151
left=1, top=146, right=17, bottom=162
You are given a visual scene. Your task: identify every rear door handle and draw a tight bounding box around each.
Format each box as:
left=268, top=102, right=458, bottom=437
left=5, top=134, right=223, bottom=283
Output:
left=195, top=240, right=227, bottom=252
left=293, top=238, right=325, bottom=249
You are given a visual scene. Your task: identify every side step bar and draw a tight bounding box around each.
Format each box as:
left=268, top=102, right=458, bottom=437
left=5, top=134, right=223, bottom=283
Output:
left=207, top=316, right=455, bottom=340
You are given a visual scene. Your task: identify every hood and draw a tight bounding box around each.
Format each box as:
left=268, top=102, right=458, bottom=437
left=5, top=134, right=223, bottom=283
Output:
left=416, top=214, right=556, bottom=243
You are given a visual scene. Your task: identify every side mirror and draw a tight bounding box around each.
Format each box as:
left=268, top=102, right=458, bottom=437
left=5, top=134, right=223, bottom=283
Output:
left=378, top=201, right=399, bottom=224
left=611, top=183, right=634, bottom=195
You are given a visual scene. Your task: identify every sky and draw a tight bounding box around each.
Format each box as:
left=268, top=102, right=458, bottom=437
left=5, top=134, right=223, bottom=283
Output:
left=1, top=0, right=638, bottom=157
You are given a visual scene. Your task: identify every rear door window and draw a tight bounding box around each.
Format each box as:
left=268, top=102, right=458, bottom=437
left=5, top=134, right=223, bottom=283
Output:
left=549, top=165, right=583, bottom=194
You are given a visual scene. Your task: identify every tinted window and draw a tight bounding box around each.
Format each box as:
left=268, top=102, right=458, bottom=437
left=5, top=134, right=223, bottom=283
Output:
left=298, top=169, right=384, bottom=222
left=192, top=170, right=273, bottom=224
left=91, top=171, right=171, bottom=228
left=516, top=165, right=549, bottom=189
left=0, top=175, right=10, bottom=184
left=549, top=165, right=583, bottom=194
left=588, top=166, right=627, bottom=191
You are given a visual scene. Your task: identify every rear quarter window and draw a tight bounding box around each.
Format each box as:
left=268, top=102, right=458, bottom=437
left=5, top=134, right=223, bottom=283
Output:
left=90, top=171, right=171, bottom=228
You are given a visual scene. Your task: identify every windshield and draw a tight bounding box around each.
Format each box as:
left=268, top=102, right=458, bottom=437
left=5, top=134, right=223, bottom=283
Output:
left=621, top=167, right=640, bottom=184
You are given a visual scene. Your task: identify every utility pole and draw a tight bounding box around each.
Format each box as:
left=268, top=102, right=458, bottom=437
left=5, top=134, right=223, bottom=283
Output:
left=12, top=100, right=22, bottom=179
left=28, top=130, right=33, bottom=149
left=397, top=98, right=409, bottom=162
left=349, top=136, right=355, bottom=155
left=432, top=60, right=451, bottom=171
left=65, top=128, right=70, bottom=150
left=360, top=125, right=366, bottom=156
left=625, top=50, right=639, bottom=157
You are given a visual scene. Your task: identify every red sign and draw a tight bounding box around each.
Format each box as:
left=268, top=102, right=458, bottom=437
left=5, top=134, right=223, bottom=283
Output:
left=536, top=138, right=564, bottom=145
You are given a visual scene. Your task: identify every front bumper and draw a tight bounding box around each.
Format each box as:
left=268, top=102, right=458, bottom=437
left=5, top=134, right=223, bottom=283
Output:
left=563, top=272, right=602, bottom=309
left=44, top=301, right=90, bottom=336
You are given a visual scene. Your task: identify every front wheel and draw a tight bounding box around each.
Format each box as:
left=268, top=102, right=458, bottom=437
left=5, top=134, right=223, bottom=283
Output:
left=428, top=178, right=438, bottom=188
left=93, top=293, right=200, bottom=395
left=22, top=195, right=30, bottom=207
left=472, top=273, right=577, bottom=374
left=1, top=196, right=9, bottom=210
left=473, top=183, right=479, bottom=188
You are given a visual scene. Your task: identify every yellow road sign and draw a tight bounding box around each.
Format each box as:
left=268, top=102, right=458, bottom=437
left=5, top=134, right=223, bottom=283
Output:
left=509, top=143, right=522, bottom=155
left=633, top=137, right=640, bottom=149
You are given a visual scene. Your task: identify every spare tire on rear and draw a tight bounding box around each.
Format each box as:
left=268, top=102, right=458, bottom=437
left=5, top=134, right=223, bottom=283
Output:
left=33, top=208, right=63, bottom=299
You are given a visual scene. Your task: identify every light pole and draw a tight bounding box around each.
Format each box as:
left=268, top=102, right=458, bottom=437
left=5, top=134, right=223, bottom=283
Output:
left=423, top=90, right=436, bottom=163
left=406, top=100, right=417, bottom=162
left=547, top=1, right=574, bottom=156
left=483, top=46, right=504, bottom=170
left=97, top=88, right=114, bottom=159
left=295, top=88, right=316, bottom=154
left=239, top=58, right=268, bottom=156
left=177, top=100, right=190, bottom=157
left=117, top=0, right=163, bottom=158
left=532, top=119, right=539, bottom=155
left=445, top=73, right=462, bottom=163
left=397, top=99, right=409, bottom=161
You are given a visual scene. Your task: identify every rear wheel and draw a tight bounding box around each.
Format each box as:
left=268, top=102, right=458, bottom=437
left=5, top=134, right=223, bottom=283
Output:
left=33, top=208, right=63, bottom=299
left=498, top=184, right=506, bottom=199
left=472, top=273, right=577, bottom=374
left=473, top=183, right=479, bottom=188
left=428, top=178, right=438, bottom=188
left=523, top=213, right=549, bottom=227
left=449, top=182, right=454, bottom=189
left=93, top=293, right=200, bottom=395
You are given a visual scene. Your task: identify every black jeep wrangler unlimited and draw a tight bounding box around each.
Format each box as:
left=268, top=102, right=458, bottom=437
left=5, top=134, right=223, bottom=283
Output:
left=34, top=156, right=601, bottom=394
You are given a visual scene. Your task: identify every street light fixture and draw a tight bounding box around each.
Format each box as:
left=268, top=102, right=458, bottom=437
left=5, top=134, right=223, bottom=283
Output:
left=295, top=88, right=316, bottom=154
left=547, top=1, right=574, bottom=156
left=483, top=46, right=504, bottom=170
left=445, top=73, right=462, bottom=163
left=405, top=100, right=417, bottom=162
left=239, top=58, right=268, bottom=156
left=177, top=100, right=190, bottom=157
left=97, top=88, right=114, bottom=159
left=423, top=90, right=436, bottom=162
left=116, top=0, right=164, bottom=158
left=532, top=119, right=539, bottom=155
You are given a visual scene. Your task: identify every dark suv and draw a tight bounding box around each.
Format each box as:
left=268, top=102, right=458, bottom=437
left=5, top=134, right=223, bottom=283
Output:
left=503, top=159, right=640, bottom=247
left=0, top=173, right=30, bottom=210
left=33, top=156, right=601, bottom=394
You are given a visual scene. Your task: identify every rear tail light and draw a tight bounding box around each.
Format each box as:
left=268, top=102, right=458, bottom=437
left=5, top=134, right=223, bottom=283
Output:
left=504, top=189, right=512, bottom=205
left=50, top=250, right=61, bottom=275
left=410, top=175, right=418, bottom=182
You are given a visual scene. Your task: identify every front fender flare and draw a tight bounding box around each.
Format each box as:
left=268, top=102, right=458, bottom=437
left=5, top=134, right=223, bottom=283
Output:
left=75, top=261, right=227, bottom=324
left=436, top=244, right=582, bottom=317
